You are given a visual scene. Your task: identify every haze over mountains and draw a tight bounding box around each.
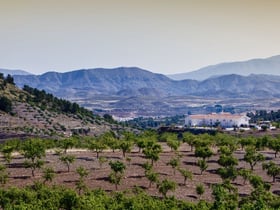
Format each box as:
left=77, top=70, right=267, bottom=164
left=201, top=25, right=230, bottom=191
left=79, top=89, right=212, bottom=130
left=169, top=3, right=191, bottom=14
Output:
left=2, top=55, right=280, bottom=117
left=168, top=55, right=280, bottom=80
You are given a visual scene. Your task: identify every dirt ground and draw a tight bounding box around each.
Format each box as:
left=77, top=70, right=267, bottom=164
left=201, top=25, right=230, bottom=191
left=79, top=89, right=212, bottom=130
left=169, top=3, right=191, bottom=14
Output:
left=3, top=143, right=280, bottom=202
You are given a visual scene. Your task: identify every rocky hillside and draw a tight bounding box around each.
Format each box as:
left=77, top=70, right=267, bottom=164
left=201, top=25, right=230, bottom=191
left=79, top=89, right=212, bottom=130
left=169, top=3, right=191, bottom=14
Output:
left=0, top=75, right=120, bottom=140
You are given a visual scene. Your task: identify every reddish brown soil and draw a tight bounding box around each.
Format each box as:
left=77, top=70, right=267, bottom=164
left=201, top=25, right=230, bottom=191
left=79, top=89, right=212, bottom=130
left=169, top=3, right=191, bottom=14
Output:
left=3, top=143, right=280, bottom=202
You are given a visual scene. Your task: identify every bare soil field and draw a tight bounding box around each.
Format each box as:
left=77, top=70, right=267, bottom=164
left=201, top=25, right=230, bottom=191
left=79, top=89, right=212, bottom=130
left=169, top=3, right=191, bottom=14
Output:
left=3, top=143, right=280, bottom=202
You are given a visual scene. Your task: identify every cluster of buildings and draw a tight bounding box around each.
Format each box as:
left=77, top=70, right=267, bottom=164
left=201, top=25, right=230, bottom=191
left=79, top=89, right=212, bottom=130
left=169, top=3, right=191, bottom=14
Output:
left=185, top=112, right=250, bottom=129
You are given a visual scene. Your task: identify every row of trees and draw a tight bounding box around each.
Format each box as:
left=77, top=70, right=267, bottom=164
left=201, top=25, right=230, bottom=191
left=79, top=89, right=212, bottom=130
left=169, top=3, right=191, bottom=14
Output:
left=1, top=131, right=280, bottom=209
left=22, top=85, right=97, bottom=119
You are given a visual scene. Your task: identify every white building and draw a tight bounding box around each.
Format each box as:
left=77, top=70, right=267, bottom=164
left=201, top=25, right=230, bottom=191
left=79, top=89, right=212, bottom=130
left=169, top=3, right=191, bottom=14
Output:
left=185, top=112, right=250, bottom=128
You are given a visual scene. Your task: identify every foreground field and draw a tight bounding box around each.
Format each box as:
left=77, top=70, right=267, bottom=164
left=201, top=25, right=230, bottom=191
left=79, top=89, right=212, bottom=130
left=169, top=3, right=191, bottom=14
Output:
left=3, top=142, right=280, bottom=202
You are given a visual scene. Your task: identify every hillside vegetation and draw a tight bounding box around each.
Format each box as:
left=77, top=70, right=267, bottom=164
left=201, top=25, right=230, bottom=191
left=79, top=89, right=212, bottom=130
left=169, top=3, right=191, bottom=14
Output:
left=0, top=74, right=121, bottom=139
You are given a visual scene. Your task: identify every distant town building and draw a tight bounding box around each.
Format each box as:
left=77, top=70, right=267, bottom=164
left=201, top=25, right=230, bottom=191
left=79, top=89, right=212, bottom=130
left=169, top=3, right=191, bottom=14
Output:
left=185, top=112, right=250, bottom=128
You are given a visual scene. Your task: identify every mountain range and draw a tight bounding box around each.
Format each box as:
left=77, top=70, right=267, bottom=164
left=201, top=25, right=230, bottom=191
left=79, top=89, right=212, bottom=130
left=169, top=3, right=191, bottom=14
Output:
left=2, top=55, right=280, bottom=117
left=168, top=55, right=280, bottom=80
left=12, top=68, right=280, bottom=99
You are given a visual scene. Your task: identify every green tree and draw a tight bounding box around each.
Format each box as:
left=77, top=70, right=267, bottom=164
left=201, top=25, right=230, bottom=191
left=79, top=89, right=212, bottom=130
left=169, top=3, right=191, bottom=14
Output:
left=182, top=132, right=196, bottom=152
left=5, top=74, right=15, bottom=85
left=244, top=146, right=265, bottom=170
left=195, top=146, right=213, bottom=160
left=178, top=168, right=192, bottom=185
left=42, top=167, right=55, bottom=184
left=76, top=166, right=89, bottom=195
left=217, top=166, right=238, bottom=181
left=109, top=160, right=126, bottom=190
left=22, top=138, right=46, bottom=177
left=0, top=164, right=8, bottom=186
left=88, top=137, right=107, bottom=159
left=262, top=161, right=280, bottom=182
left=1, top=144, right=14, bottom=164
left=60, top=137, right=76, bottom=153
left=119, top=132, right=134, bottom=158
left=164, top=133, right=180, bottom=152
left=212, top=181, right=238, bottom=210
left=268, top=137, right=280, bottom=158
left=196, top=183, right=205, bottom=199
left=98, top=156, right=108, bottom=169
left=238, top=168, right=252, bottom=185
left=103, top=132, right=120, bottom=152
left=0, top=96, right=12, bottom=113
left=197, top=159, right=208, bottom=175
left=157, top=179, right=176, bottom=198
left=218, top=154, right=238, bottom=168
left=59, top=154, right=76, bottom=172
left=146, top=170, right=159, bottom=188
left=167, top=156, right=180, bottom=175
left=143, top=141, right=162, bottom=165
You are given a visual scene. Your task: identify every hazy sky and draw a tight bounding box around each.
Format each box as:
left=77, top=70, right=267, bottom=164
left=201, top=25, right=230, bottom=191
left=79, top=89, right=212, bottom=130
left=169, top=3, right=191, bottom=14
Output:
left=1, top=0, right=280, bottom=75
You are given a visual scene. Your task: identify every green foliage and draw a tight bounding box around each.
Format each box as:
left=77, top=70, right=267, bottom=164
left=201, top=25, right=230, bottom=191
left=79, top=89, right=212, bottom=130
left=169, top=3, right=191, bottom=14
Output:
left=23, top=85, right=96, bottom=118
left=178, top=168, right=192, bottom=185
left=5, top=74, right=15, bottom=85
left=98, top=156, right=108, bottom=169
left=0, top=96, right=12, bottom=113
left=1, top=144, right=14, bottom=164
left=76, top=166, right=89, bottom=194
left=0, top=164, right=8, bottom=185
left=248, top=110, right=280, bottom=123
left=108, top=161, right=126, bottom=190
left=195, top=146, right=213, bottom=160
left=59, top=154, right=76, bottom=172
left=211, top=181, right=238, bottom=210
left=146, top=170, right=159, bottom=188
left=244, top=146, right=265, bottom=170
left=88, top=137, right=107, bottom=158
left=119, top=132, right=134, bottom=158
left=268, top=136, right=280, bottom=158
left=109, top=160, right=126, bottom=174
left=157, top=179, right=177, bottom=198
left=217, top=166, right=238, bottom=181
left=42, top=167, right=55, bottom=184
left=217, top=154, right=238, bottom=168
left=21, top=138, right=46, bottom=177
left=182, top=132, right=196, bottom=151
left=262, top=161, right=280, bottom=182
left=59, top=137, right=76, bottom=153
left=167, top=156, right=180, bottom=175
left=196, top=183, right=205, bottom=199
left=143, top=141, right=162, bottom=165
left=197, top=159, right=208, bottom=175
left=238, top=168, right=252, bottom=185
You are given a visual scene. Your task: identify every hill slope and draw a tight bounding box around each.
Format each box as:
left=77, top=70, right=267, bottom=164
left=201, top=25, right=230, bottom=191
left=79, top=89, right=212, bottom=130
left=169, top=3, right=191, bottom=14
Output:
left=168, top=55, right=280, bottom=80
left=0, top=75, right=119, bottom=139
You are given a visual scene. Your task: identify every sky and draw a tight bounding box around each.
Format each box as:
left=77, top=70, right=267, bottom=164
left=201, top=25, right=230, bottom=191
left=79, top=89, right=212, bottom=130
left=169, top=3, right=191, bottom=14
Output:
left=1, top=0, right=280, bottom=75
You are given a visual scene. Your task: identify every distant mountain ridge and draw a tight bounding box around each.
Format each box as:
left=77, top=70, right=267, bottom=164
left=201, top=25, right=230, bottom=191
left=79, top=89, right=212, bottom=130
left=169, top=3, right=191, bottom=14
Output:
left=13, top=67, right=280, bottom=100
left=0, top=69, right=32, bottom=76
left=168, top=55, right=280, bottom=80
